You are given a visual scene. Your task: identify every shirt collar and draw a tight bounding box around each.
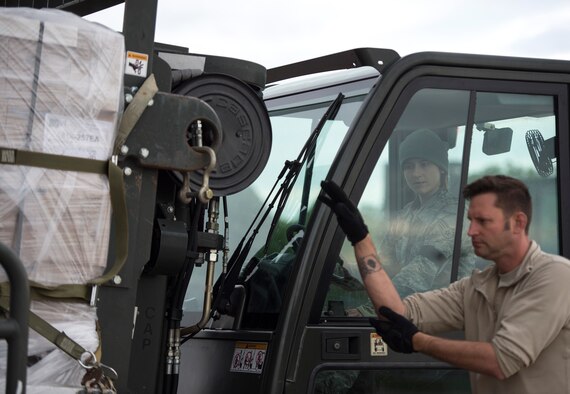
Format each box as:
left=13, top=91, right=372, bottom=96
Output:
left=497, top=241, right=539, bottom=288
left=471, top=240, right=539, bottom=290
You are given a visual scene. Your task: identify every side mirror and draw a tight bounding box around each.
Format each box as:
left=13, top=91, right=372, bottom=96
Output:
left=479, top=124, right=513, bottom=155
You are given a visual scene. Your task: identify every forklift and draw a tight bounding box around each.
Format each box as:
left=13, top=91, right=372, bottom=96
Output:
left=2, top=1, right=570, bottom=393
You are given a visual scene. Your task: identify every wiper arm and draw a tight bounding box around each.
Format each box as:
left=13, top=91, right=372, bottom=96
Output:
left=264, top=92, right=345, bottom=250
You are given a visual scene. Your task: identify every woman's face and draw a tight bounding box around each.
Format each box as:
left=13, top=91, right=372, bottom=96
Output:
left=402, top=158, right=442, bottom=198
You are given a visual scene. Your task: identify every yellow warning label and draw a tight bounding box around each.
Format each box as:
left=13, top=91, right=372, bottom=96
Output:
left=235, top=341, right=268, bottom=350
left=125, top=51, right=149, bottom=77
left=127, top=51, right=148, bottom=61
left=230, top=342, right=268, bottom=374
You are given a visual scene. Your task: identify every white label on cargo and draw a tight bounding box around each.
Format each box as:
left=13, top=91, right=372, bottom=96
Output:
left=125, top=51, right=149, bottom=77
left=0, top=15, right=40, bottom=40
left=43, top=113, right=113, bottom=160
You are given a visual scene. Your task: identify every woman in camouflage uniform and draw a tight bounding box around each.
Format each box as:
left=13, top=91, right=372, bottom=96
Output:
left=354, top=128, right=474, bottom=315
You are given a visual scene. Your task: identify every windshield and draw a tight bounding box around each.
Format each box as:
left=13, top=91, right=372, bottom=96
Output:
left=235, top=95, right=368, bottom=329
left=244, top=97, right=366, bottom=252
left=181, top=72, right=376, bottom=328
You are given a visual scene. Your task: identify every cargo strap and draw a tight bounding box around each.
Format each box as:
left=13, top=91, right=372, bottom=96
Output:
left=0, top=295, right=118, bottom=389
left=0, top=294, right=86, bottom=360
left=114, top=73, right=159, bottom=155
left=0, top=148, right=128, bottom=297
left=0, top=75, right=157, bottom=387
left=0, top=74, right=160, bottom=292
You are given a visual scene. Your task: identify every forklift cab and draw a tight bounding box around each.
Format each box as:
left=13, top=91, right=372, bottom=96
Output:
left=179, top=49, right=567, bottom=393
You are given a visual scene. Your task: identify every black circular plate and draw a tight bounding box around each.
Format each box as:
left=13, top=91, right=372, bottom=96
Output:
left=174, top=74, right=272, bottom=196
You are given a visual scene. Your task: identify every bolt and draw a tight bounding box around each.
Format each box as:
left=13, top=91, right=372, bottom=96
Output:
left=140, top=147, right=149, bottom=158
left=333, top=341, right=341, bottom=350
left=147, top=99, right=154, bottom=107
left=130, top=86, right=139, bottom=94
left=113, top=275, right=122, bottom=285
left=120, top=145, right=129, bottom=155
left=167, top=206, right=174, bottom=214
left=125, top=93, right=133, bottom=103
left=123, top=167, right=132, bottom=176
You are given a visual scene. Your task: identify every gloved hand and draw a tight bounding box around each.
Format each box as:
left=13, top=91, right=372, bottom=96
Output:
left=319, top=181, right=368, bottom=245
left=369, top=306, right=419, bottom=353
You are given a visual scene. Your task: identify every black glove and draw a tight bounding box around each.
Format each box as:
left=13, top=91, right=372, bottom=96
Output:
left=369, top=306, right=419, bottom=353
left=319, top=181, right=368, bottom=245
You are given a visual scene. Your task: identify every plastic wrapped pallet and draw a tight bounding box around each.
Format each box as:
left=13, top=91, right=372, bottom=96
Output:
left=0, top=7, right=125, bottom=390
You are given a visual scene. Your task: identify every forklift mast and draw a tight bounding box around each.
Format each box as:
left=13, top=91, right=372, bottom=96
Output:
left=0, top=1, right=272, bottom=392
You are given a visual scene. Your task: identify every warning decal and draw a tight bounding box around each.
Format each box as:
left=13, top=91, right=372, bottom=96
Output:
left=370, top=333, right=387, bottom=356
left=125, top=51, right=149, bottom=77
left=230, top=341, right=267, bottom=374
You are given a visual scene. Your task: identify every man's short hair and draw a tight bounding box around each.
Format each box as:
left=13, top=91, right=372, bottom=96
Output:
left=463, top=175, right=532, bottom=233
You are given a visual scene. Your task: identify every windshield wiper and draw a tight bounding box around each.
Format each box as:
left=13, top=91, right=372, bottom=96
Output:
left=209, top=92, right=345, bottom=319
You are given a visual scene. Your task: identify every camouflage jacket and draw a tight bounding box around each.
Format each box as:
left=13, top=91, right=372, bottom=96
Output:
left=380, top=188, right=474, bottom=297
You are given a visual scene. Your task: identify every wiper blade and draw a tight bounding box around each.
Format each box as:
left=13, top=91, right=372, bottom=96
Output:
left=264, top=92, right=345, bottom=249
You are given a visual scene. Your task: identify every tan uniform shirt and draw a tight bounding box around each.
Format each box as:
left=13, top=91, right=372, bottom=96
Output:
left=404, top=241, right=570, bottom=394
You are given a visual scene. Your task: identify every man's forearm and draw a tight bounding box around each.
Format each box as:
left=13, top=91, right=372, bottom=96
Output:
left=413, top=332, right=506, bottom=379
left=354, top=235, right=405, bottom=315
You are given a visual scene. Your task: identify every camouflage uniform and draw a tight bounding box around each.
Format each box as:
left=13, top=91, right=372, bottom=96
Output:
left=357, top=188, right=475, bottom=315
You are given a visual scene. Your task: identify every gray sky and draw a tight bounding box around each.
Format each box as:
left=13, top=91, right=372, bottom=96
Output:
left=86, top=0, right=570, bottom=70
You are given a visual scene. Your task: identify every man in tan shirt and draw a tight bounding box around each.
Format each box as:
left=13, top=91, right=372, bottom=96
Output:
left=320, top=175, right=570, bottom=393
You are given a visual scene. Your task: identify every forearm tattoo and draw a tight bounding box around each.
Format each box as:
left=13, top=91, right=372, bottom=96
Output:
left=357, top=253, right=383, bottom=278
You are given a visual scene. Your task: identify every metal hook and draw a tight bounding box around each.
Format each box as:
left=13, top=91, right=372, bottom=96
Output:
left=79, top=351, right=97, bottom=370
left=192, top=145, right=216, bottom=204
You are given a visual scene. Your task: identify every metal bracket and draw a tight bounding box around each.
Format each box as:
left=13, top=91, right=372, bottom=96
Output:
left=121, top=92, right=222, bottom=173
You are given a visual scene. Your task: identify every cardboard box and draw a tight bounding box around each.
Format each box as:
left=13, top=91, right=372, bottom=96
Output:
left=0, top=9, right=124, bottom=286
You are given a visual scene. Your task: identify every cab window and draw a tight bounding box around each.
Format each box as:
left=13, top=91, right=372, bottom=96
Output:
left=323, top=86, right=559, bottom=318
left=324, top=88, right=474, bottom=317
left=316, top=83, right=560, bottom=394
left=236, top=95, right=368, bottom=329
left=468, top=91, right=558, bottom=254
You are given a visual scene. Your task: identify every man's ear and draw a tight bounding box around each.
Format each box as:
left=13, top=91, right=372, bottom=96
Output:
left=513, top=211, right=528, bottom=234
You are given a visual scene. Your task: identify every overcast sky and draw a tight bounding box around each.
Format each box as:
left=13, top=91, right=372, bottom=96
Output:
left=85, top=0, right=570, bottom=70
